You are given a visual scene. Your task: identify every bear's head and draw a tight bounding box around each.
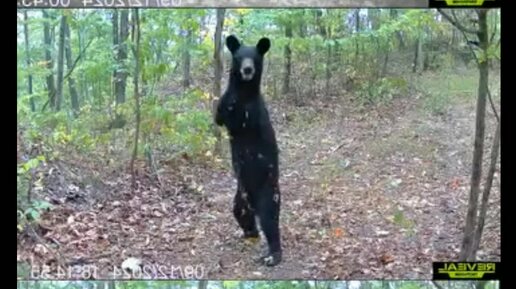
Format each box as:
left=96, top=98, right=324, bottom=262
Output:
left=226, top=35, right=270, bottom=82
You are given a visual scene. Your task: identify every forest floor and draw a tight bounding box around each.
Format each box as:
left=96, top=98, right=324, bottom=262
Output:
left=17, top=71, right=501, bottom=280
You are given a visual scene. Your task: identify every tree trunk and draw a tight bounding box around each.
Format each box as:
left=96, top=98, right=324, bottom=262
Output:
left=78, top=23, right=88, bottom=101
left=293, top=19, right=306, bottom=103
left=64, top=14, right=80, bottom=116
left=369, top=9, right=379, bottom=30
left=398, top=30, right=406, bottom=49
left=213, top=9, right=225, bottom=100
left=324, top=10, right=332, bottom=96
left=282, top=22, right=292, bottom=94
left=55, top=14, right=66, bottom=111
left=382, top=47, right=390, bottom=77
left=471, top=119, right=500, bottom=259
left=418, top=35, right=424, bottom=72
left=23, top=11, right=35, bottom=112
left=390, top=9, right=405, bottom=49
left=325, top=42, right=332, bottom=96
left=413, top=35, right=423, bottom=73
left=459, top=9, right=489, bottom=261
left=354, top=9, right=360, bottom=64
left=423, top=27, right=432, bottom=71
left=42, top=10, right=56, bottom=111
left=130, top=9, right=141, bottom=190
left=212, top=8, right=225, bottom=154
left=309, top=54, right=317, bottom=98
left=112, top=9, right=119, bottom=98
left=110, top=10, right=129, bottom=129
left=299, top=12, right=307, bottom=37
left=182, top=17, right=192, bottom=90
left=116, top=10, right=129, bottom=105
left=451, top=28, right=457, bottom=47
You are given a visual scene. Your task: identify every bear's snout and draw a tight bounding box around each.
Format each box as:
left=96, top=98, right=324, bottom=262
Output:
left=240, top=58, right=255, bottom=81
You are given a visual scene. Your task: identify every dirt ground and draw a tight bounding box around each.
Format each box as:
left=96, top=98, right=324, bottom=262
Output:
left=17, top=82, right=501, bottom=280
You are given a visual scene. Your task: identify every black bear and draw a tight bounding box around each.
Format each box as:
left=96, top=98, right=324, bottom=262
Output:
left=214, top=35, right=282, bottom=266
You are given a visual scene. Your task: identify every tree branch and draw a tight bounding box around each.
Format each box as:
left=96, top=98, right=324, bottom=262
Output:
left=443, top=9, right=499, bottom=123
left=26, top=221, right=67, bottom=268
left=456, top=28, right=500, bottom=123
left=438, top=9, right=480, bottom=34
left=63, top=37, right=94, bottom=81
left=40, top=37, right=94, bottom=113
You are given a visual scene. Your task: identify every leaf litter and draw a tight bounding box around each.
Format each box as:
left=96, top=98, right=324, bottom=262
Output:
left=17, top=95, right=500, bottom=280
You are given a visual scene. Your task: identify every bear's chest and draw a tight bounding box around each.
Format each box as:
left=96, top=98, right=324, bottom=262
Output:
left=225, top=100, right=260, bottom=135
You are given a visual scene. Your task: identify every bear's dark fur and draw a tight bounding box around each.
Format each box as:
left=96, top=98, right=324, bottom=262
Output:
left=214, top=35, right=282, bottom=266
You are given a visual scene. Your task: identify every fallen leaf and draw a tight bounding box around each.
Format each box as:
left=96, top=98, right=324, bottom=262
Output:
left=334, top=228, right=345, bottom=238
left=450, top=178, right=461, bottom=190
left=376, top=230, right=390, bottom=237
left=85, top=229, right=97, bottom=237
left=121, top=257, right=142, bottom=272
left=380, top=253, right=395, bottom=264
left=34, top=244, right=48, bottom=256
left=390, top=178, right=403, bottom=188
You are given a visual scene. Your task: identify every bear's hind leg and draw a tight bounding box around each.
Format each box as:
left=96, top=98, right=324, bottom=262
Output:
left=256, top=184, right=282, bottom=266
left=233, top=182, right=259, bottom=240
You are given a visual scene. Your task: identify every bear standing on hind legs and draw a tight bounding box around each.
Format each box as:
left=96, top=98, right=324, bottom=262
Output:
left=214, top=35, right=282, bottom=266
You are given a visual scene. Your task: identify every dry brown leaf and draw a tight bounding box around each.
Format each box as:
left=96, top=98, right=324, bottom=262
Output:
left=380, top=253, right=395, bottom=265
left=333, top=228, right=345, bottom=238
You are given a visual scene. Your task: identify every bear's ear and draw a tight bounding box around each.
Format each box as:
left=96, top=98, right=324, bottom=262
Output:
left=256, top=37, right=270, bottom=55
left=226, top=35, right=241, bottom=53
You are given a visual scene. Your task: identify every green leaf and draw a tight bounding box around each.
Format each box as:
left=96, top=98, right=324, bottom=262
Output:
left=25, top=208, right=40, bottom=221
left=34, top=200, right=52, bottom=211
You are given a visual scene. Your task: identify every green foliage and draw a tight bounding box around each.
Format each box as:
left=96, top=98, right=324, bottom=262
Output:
left=423, top=90, right=449, bottom=115
left=18, top=90, right=216, bottom=160
left=16, top=9, right=500, bottom=211
left=393, top=209, right=416, bottom=234
left=357, top=77, right=408, bottom=105
left=140, top=89, right=217, bottom=157
left=18, top=155, right=45, bottom=175
left=17, top=155, right=51, bottom=232
left=418, top=69, right=479, bottom=115
left=20, top=200, right=52, bottom=223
